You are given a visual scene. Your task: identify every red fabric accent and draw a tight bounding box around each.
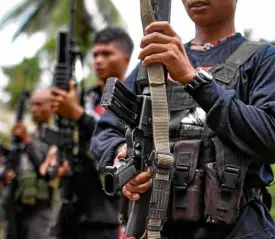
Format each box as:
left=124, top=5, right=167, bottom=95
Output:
left=94, top=105, right=105, bottom=116
left=121, top=233, right=135, bottom=239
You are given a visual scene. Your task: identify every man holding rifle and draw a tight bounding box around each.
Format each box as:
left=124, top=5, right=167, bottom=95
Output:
left=50, top=26, right=134, bottom=239
left=92, top=0, right=275, bottom=238
left=8, top=89, right=60, bottom=239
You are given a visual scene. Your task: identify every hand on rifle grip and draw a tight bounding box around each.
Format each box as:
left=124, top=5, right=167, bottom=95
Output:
left=5, top=170, right=16, bottom=184
left=40, top=145, right=58, bottom=176
left=40, top=146, right=70, bottom=178
left=51, top=80, right=84, bottom=121
left=114, top=143, right=127, bottom=165
left=11, top=123, right=30, bottom=144
left=122, top=167, right=152, bottom=201
left=57, top=160, right=71, bottom=177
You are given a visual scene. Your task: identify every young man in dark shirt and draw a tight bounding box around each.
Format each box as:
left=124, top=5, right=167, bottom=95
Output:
left=50, top=27, right=134, bottom=239
left=51, top=26, right=133, bottom=142
left=91, top=0, right=275, bottom=238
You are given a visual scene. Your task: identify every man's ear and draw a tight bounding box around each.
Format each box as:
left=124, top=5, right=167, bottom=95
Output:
left=125, top=56, right=131, bottom=65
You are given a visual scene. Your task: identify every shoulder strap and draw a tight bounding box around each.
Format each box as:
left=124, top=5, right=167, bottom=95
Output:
left=212, top=40, right=267, bottom=89
left=140, top=1, right=174, bottom=239
left=226, top=40, right=265, bottom=68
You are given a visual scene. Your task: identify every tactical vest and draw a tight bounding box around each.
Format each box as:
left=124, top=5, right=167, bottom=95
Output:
left=137, top=40, right=267, bottom=225
left=15, top=140, right=59, bottom=206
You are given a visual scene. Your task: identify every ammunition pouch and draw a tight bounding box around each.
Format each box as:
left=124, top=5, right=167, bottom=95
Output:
left=172, top=140, right=204, bottom=221
left=171, top=137, right=251, bottom=225
left=204, top=137, right=250, bottom=225
left=16, top=171, right=55, bottom=206
left=17, top=171, right=37, bottom=205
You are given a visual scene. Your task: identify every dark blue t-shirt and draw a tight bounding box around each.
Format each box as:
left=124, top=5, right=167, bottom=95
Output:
left=91, top=33, right=275, bottom=238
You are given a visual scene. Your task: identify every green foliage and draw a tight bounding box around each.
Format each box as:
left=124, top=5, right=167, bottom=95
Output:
left=0, top=0, right=124, bottom=47
left=259, top=39, right=275, bottom=46
left=0, top=0, right=125, bottom=100
left=2, top=57, right=40, bottom=108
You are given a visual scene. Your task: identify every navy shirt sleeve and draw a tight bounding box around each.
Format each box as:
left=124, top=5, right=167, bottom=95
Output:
left=193, top=45, right=275, bottom=163
left=90, top=65, right=139, bottom=163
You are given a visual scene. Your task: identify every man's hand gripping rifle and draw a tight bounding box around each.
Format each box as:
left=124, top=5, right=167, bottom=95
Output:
left=101, top=77, right=152, bottom=196
left=0, top=85, right=29, bottom=186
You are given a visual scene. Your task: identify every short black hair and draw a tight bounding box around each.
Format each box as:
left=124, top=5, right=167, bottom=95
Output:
left=93, top=26, right=134, bottom=56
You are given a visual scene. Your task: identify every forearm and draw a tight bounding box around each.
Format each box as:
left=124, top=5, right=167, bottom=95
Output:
left=77, top=112, right=97, bottom=139
left=193, top=82, right=275, bottom=163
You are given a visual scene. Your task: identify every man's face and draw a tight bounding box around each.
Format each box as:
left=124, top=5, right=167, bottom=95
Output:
left=182, top=0, right=236, bottom=26
left=30, top=95, right=52, bottom=125
left=91, top=42, right=129, bottom=81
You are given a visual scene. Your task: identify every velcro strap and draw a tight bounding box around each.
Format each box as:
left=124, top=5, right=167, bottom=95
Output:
left=212, top=137, right=250, bottom=212
left=212, top=137, right=239, bottom=190
left=173, top=140, right=201, bottom=191
left=147, top=152, right=174, bottom=230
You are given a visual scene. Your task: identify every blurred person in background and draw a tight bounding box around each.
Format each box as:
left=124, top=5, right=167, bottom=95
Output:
left=5, top=88, right=63, bottom=239
left=51, top=26, right=134, bottom=239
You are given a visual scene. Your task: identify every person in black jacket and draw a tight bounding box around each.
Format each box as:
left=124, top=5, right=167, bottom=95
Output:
left=7, top=88, right=60, bottom=239
left=50, top=26, right=134, bottom=239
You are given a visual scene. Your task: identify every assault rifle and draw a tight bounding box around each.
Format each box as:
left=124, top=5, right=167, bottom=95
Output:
left=1, top=87, right=29, bottom=238
left=101, top=76, right=152, bottom=196
left=40, top=0, right=81, bottom=201
left=7, top=88, right=30, bottom=174
left=101, top=66, right=154, bottom=238
left=102, top=0, right=172, bottom=237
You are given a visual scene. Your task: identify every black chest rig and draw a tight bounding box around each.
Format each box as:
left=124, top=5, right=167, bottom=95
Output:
left=137, top=41, right=265, bottom=225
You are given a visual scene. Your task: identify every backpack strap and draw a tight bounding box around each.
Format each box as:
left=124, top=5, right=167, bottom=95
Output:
left=212, top=40, right=267, bottom=89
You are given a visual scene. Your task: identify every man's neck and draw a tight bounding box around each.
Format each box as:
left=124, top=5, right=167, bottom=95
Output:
left=193, top=20, right=236, bottom=44
left=34, top=123, right=46, bottom=138
left=36, top=122, right=49, bottom=130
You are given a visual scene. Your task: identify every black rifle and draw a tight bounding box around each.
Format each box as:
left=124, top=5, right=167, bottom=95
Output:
left=101, top=67, right=154, bottom=237
left=43, top=1, right=85, bottom=238
left=101, top=77, right=152, bottom=196
left=3, top=88, right=29, bottom=239
left=101, top=1, right=171, bottom=236
left=40, top=0, right=81, bottom=198
left=7, top=88, right=30, bottom=173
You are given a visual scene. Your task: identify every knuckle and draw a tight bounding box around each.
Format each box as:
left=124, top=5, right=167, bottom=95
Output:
left=168, top=43, right=177, bottom=51
left=125, top=184, right=133, bottom=192
left=151, top=32, right=159, bottom=39
left=163, top=21, right=169, bottom=27
left=149, top=42, right=157, bottom=49
left=173, top=37, right=182, bottom=47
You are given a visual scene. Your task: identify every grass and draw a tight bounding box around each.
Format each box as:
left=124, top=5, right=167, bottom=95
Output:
left=268, top=184, right=275, bottom=218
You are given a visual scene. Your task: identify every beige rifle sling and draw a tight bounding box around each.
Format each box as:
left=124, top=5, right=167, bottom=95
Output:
left=140, top=1, right=174, bottom=238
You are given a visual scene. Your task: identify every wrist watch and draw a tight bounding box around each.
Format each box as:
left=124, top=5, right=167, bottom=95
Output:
left=184, top=68, right=213, bottom=95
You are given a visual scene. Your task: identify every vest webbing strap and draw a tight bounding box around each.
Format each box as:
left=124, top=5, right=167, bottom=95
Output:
left=140, top=1, right=174, bottom=238
left=212, top=40, right=265, bottom=89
